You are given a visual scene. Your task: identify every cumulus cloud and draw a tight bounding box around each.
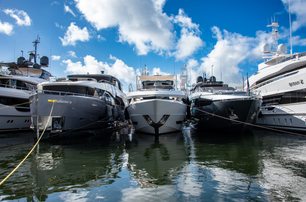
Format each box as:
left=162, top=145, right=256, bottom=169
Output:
left=4, top=9, right=31, bottom=26
left=282, top=0, right=306, bottom=31
left=175, top=29, right=203, bottom=60
left=152, top=67, right=170, bottom=75
left=185, top=58, right=201, bottom=85
left=75, top=0, right=174, bottom=55
left=63, top=55, right=136, bottom=91
left=199, top=27, right=257, bottom=86
left=292, top=35, right=306, bottom=46
left=51, top=55, right=61, bottom=61
left=190, top=26, right=276, bottom=87
left=0, top=21, right=13, bottom=35
left=64, top=4, right=76, bottom=17
left=68, top=50, right=77, bottom=58
left=60, top=22, right=90, bottom=46
left=173, top=9, right=204, bottom=60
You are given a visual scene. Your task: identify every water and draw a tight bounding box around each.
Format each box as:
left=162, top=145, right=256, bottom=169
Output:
left=1, top=128, right=306, bottom=201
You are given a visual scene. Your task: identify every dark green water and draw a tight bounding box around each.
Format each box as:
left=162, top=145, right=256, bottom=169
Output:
left=1, top=128, right=306, bottom=201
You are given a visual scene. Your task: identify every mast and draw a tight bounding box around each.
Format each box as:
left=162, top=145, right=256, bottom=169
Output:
left=288, top=0, right=293, bottom=55
left=32, top=35, right=40, bottom=64
left=267, top=20, right=279, bottom=54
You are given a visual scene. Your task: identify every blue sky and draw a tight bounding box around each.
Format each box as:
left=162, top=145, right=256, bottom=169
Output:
left=1, top=0, right=306, bottom=90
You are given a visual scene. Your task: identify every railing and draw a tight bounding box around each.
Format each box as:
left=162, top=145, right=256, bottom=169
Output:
left=42, top=89, right=95, bottom=98
left=0, top=83, right=32, bottom=91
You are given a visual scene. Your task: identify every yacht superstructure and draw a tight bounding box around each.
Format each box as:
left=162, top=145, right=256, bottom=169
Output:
left=0, top=37, right=52, bottom=131
left=249, top=22, right=306, bottom=132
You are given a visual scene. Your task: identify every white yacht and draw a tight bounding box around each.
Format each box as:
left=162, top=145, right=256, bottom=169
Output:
left=127, top=74, right=187, bottom=135
left=189, top=76, right=261, bottom=131
left=249, top=22, right=306, bottom=132
left=0, top=37, right=52, bottom=132
left=30, top=74, right=127, bottom=139
left=0, top=75, right=47, bottom=131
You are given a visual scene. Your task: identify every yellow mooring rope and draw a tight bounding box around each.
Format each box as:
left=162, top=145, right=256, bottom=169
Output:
left=0, top=101, right=31, bottom=110
left=0, top=102, right=55, bottom=186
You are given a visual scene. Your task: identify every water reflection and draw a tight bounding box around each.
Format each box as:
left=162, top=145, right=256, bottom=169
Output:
left=0, top=133, right=125, bottom=201
left=0, top=128, right=306, bottom=201
left=126, top=133, right=187, bottom=187
left=184, top=129, right=266, bottom=201
left=252, top=130, right=306, bottom=201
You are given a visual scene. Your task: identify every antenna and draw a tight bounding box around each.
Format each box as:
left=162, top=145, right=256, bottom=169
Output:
left=211, top=65, right=214, bottom=77
left=32, top=35, right=40, bottom=64
left=267, top=20, right=279, bottom=54
left=246, top=73, right=250, bottom=96
left=242, top=74, right=245, bottom=90
left=288, top=0, right=293, bottom=55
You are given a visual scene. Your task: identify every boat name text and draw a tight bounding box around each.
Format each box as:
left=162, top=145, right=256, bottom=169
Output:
left=289, top=79, right=304, bottom=87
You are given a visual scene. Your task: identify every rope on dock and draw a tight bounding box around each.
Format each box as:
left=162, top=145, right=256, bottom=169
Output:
left=193, top=106, right=306, bottom=137
left=0, top=102, right=55, bottom=186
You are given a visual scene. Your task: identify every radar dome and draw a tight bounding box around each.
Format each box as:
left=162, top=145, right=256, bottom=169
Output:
left=197, top=76, right=203, bottom=83
left=17, top=57, right=26, bottom=65
left=33, top=63, right=40, bottom=69
left=262, top=43, right=271, bottom=53
left=40, top=56, right=49, bottom=66
left=210, top=76, right=216, bottom=82
left=277, top=44, right=287, bottom=55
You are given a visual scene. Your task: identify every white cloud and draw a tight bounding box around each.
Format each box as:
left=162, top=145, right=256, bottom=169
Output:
left=55, top=22, right=65, bottom=30
left=173, top=9, right=199, bottom=30
left=4, top=9, right=31, bottom=26
left=60, top=22, right=90, bottom=46
left=185, top=58, right=201, bottom=85
left=175, top=29, right=203, bottom=60
left=75, top=0, right=174, bottom=55
left=68, top=50, right=77, bottom=58
left=64, top=4, right=76, bottom=17
left=97, top=34, right=105, bottom=41
left=195, top=26, right=274, bottom=87
left=0, top=21, right=13, bottom=35
left=292, top=35, right=306, bottom=46
left=173, top=9, right=204, bottom=60
left=200, top=27, right=255, bottom=86
left=51, top=55, right=61, bottom=61
left=282, top=0, right=306, bottom=31
left=152, top=67, right=170, bottom=75
left=63, top=55, right=136, bottom=91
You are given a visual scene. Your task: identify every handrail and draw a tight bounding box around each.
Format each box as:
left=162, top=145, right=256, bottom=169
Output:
left=42, top=89, right=95, bottom=98
left=0, top=83, right=32, bottom=91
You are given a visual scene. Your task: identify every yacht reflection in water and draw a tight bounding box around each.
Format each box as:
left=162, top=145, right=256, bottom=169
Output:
left=0, top=137, right=125, bottom=201
left=175, top=129, right=265, bottom=201
left=31, top=144, right=125, bottom=201
left=126, top=133, right=187, bottom=187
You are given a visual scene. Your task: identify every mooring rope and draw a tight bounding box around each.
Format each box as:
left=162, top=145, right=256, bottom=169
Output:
left=193, top=106, right=306, bottom=137
left=0, top=101, right=31, bottom=110
left=0, top=102, right=55, bottom=186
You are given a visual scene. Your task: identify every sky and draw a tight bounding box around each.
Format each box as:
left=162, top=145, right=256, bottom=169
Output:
left=1, top=0, right=306, bottom=91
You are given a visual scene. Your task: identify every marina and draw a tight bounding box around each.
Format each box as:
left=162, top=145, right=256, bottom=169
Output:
left=1, top=0, right=306, bottom=201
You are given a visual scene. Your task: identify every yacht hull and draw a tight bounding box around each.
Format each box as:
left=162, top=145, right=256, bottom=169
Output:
left=30, top=93, right=123, bottom=138
left=0, top=104, right=31, bottom=131
left=257, top=102, right=306, bottom=132
left=0, top=88, right=32, bottom=131
left=127, top=99, right=186, bottom=134
left=191, top=98, right=261, bottom=131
